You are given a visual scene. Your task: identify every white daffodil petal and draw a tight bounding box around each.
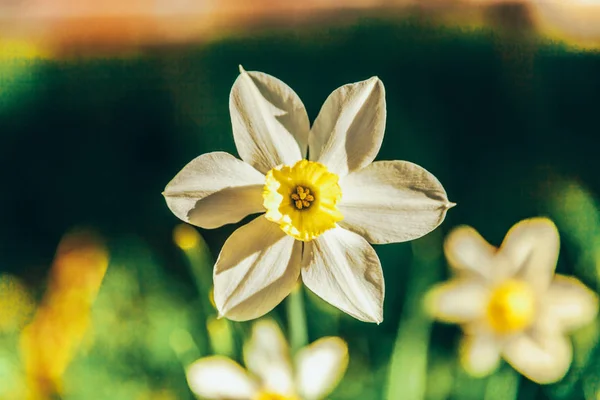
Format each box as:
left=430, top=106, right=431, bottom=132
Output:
left=186, top=356, right=258, bottom=399
left=542, top=275, right=599, bottom=332
left=163, top=151, right=265, bottom=229
left=302, top=227, right=384, bottom=323
left=500, top=218, right=560, bottom=291
left=230, top=67, right=307, bottom=173
left=502, top=332, right=572, bottom=384
left=296, top=337, right=349, bottom=400
left=214, top=216, right=302, bottom=321
left=338, top=161, right=452, bottom=244
left=425, top=280, right=488, bottom=323
left=310, top=77, right=385, bottom=176
left=459, top=333, right=501, bottom=377
left=244, top=320, right=295, bottom=396
left=443, top=226, right=498, bottom=280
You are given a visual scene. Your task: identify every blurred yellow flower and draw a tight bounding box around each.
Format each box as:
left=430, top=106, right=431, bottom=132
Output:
left=20, top=230, right=109, bottom=399
left=186, top=320, right=348, bottom=400
left=0, top=274, right=35, bottom=333
left=426, top=217, right=599, bottom=384
left=164, top=66, right=453, bottom=323
left=173, top=223, right=202, bottom=250
left=0, top=39, right=46, bottom=61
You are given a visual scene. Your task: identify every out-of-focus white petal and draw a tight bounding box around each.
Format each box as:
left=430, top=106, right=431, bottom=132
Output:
left=459, top=333, right=501, bottom=377
left=425, top=280, right=488, bottom=323
left=443, top=226, right=498, bottom=280
left=499, top=218, right=560, bottom=292
left=230, top=67, right=307, bottom=174
left=296, top=337, right=349, bottom=400
left=502, top=332, right=572, bottom=384
left=309, top=77, right=385, bottom=177
left=186, top=356, right=258, bottom=399
left=163, top=151, right=265, bottom=229
left=213, top=216, right=302, bottom=321
left=301, top=227, right=384, bottom=323
left=244, top=320, right=295, bottom=396
left=541, top=275, right=599, bottom=332
left=338, top=160, right=452, bottom=244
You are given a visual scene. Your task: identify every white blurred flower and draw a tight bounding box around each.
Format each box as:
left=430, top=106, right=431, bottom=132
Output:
left=164, top=66, right=453, bottom=323
left=186, top=320, right=348, bottom=400
left=426, top=217, right=599, bottom=384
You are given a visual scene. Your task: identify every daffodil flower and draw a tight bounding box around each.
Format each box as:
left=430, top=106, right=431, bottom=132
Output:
left=426, top=217, right=599, bottom=383
left=186, top=320, right=348, bottom=400
left=164, top=67, right=453, bottom=323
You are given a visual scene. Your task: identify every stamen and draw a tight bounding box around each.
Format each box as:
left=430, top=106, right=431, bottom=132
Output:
left=291, top=185, right=315, bottom=210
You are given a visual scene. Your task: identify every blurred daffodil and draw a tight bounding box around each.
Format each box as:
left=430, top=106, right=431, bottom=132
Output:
left=0, top=274, right=35, bottom=333
left=20, top=230, right=109, bottom=399
left=426, top=217, right=598, bottom=384
left=186, top=320, right=348, bottom=400
left=164, top=66, right=453, bottom=323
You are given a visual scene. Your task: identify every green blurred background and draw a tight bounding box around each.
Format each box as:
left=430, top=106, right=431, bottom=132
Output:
left=1, top=7, right=599, bottom=400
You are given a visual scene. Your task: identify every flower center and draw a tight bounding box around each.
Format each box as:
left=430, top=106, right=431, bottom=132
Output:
left=486, top=280, right=536, bottom=334
left=253, top=391, right=297, bottom=400
left=290, top=186, right=314, bottom=210
left=263, top=160, right=343, bottom=242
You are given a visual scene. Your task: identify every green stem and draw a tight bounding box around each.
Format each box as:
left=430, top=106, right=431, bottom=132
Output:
left=174, top=225, right=236, bottom=356
left=286, top=283, right=308, bottom=355
left=385, top=232, right=442, bottom=400
left=483, top=366, right=520, bottom=400
left=184, top=248, right=214, bottom=316
left=169, top=328, right=202, bottom=367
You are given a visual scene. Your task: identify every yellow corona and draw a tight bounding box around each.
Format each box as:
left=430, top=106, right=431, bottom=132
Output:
left=254, top=392, right=297, bottom=400
left=486, top=280, right=536, bottom=333
left=263, top=160, right=343, bottom=241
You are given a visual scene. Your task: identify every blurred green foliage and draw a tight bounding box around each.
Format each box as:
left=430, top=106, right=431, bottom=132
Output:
left=0, top=17, right=599, bottom=400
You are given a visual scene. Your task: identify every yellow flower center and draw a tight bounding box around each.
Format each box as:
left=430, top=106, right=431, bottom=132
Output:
left=290, top=186, right=315, bottom=210
left=263, top=160, right=343, bottom=241
left=486, top=280, right=536, bottom=334
left=253, top=392, right=297, bottom=400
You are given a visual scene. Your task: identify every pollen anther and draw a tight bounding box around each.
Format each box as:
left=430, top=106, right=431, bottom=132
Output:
left=291, top=186, right=314, bottom=209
